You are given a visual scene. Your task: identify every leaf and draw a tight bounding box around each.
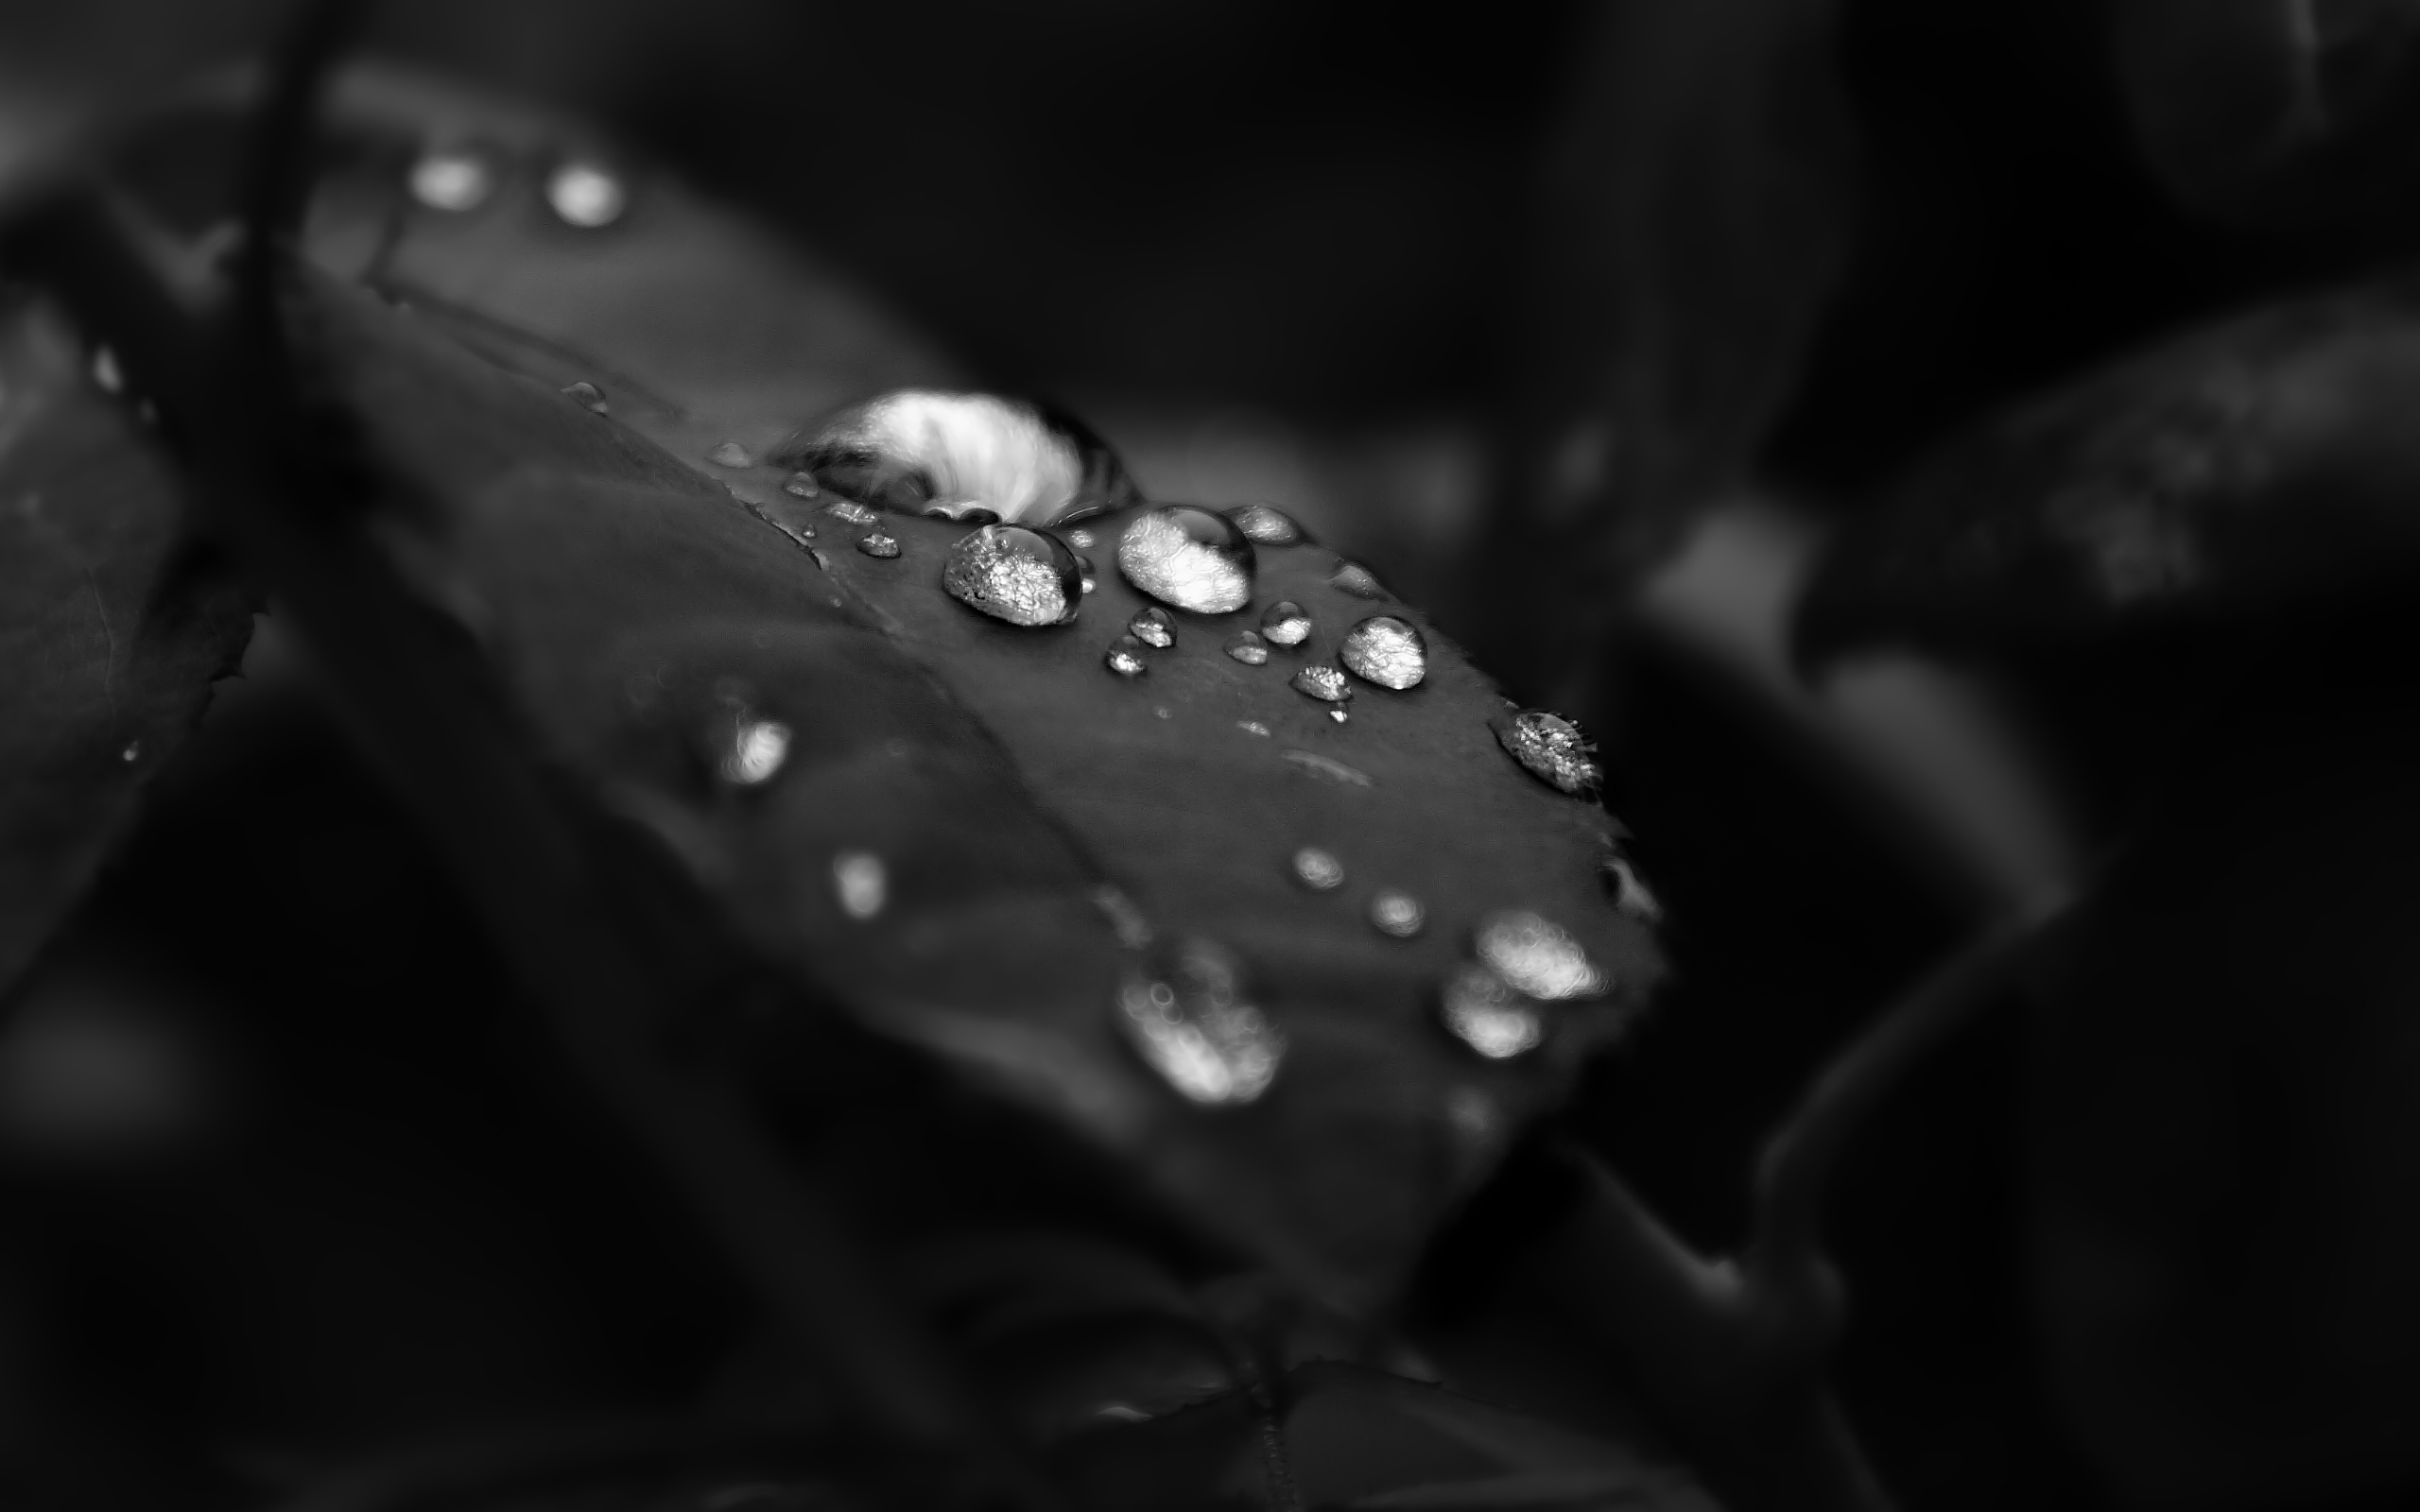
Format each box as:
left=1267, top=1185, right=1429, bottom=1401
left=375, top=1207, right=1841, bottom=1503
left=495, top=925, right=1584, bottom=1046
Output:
left=0, top=289, right=252, bottom=1004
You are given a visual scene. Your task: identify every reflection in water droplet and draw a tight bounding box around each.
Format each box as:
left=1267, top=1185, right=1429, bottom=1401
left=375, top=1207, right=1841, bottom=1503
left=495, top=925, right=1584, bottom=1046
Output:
left=1291, top=663, right=1353, bottom=703
left=1292, top=847, right=1345, bottom=890
left=833, top=851, right=886, bottom=919
left=1370, top=890, right=1425, bottom=937
left=1116, top=939, right=1283, bottom=1105
left=1226, top=504, right=1304, bottom=545
left=1281, top=750, right=1372, bottom=786
left=1117, top=507, right=1256, bottom=614
left=1603, top=852, right=1665, bottom=923
left=1329, top=709, right=1350, bottom=724
left=562, top=381, right=608, bottom=414
left=1105, top=637, right=1150, bottom=677
left=1440, top=964, right=1544, bottom=1058
left=1340, top=615, right=1426, bottom=690
left=1066, top=528, right=1096, bottom=550
left=119, top=740, right=142, bottom=765
left=545, top=161, right=627, bottom=227
left=1329, top=560, right=1385, bottom=598
left=942, top=524, right=1084, bottom=626
left=1074, top=554, right=1098, bottom=594
left=1495, top=710, right=1600, bottom=796
left=1238, top=720, right=1271, bottom=737
left=1224, top=631, right=1270, bottom=665
left=1260, top=601, right=1311, bottom=647
left=922, top=500, right=1001, bottom=525
left=857, top=532, right=901, bottom=558
left=1092, top=885, right=1154, bottom=949
left=825, top=500, right=879, bottom=526
left=1475, top=911, right=1607, bottom=999
left=709, top=441, right=752, bottom=468
left=718, top=717, right=791, bottom=785
left=409, top=148, right=494, bottom=212
left=783, top=472, right=820, bottom=498
left=91, top=347, right=123, bottom=394
left=1128, top=606, right=1176, bottom=649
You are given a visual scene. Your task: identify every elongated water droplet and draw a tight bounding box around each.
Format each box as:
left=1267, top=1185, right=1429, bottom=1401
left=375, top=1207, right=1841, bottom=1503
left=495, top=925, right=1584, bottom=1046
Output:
left=1475, top=911, right=1607, bottom=1000
left=1291, top=663, right=1352, bottom=703
left=1439, top=964, right=1544, bottom=1058
left=562, top=380, right=608, bottom=414
left=1495, top=710, right=1600, bottom=796
left=1603, top=852, right=1664, bottom=923
left=857, top=531, right=901, bottom=558
left=1238, top=720, right=1271, bottom=737
left=1291, top=847, right=1345, bottom=890
left=1369, top=890, right=1425, bottom=937
left=923, top=500, right=1002, bottom=524
left=944, top=524, right=1084, bottom=627
left=718, top=716, right=792, bottom=785
left=709, top=440, right=752, bottom=468
left=1116, top=939, right=1283, bottom=1105
left=1340, top=614, right=1426, bottom=690
left=91, top=347, right=123, bottom=394
left=1066, top=528, right=1096, bottom=550
left=1329, top=560, right=1385, bottom=598
left=826, top=499, right=879, bottom=526
left=1224, top=631, right=1269, bottom=665
left=783, top=472, right=820, bottom=498
left=1281, top=750, right=1372, bottom=786
left=1226, top=504, right=1304, bottom=546
left=1128, top=606, right=1176, bottom=649
left=1328, top=709, right=1349, bottom=724
left=409, top=147, right=494, bottom=212
left=545, top=161, right=627, bottom=227
left=1105, top=636, right=1150, bottom=677
left=833, top=851, right=886, bottom=919
left=1259, top=601, right=1311, bottom=647
left=1117, top=506, right=1255, bottom=614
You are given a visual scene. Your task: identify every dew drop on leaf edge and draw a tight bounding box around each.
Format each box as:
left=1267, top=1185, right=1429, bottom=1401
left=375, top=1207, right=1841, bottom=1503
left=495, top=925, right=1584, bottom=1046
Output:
left=561, top=380, right=608, bottom=414
left=1225, top=503, right=1304, bottom=546
left=1495, top=709, right=1600, bottom=796
left=1116, top=506, right=1256, bottom=615
left=1330, top=559, right=1385, bottom=598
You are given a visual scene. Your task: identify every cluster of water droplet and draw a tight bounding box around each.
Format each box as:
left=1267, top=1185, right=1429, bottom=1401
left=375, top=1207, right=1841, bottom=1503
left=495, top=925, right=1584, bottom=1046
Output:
left=1116, top=939, right=1284, bottom=1106
left=1434, top=910, right=1612, bottom=1060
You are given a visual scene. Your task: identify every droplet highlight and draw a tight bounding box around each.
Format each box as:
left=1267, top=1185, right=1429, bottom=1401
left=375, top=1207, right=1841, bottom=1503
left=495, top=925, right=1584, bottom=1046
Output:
left=1105, top=636, right=1150, bottom=678
left=409, top=147, right=494, bottom=212
left=1116, top=940, right=1283, bottom=1106
left=1495, top=710, right=1600, bottom=796
left=1116, top=506, right=1256, bottom=614
left=783, top=472, right=820, bottom=499
left=709, top=441, right=752, bottom=468
left=718, top=717, right=792, bottom=786
left=1291, top=847, right=1345, bottom=891
left=1226, top=504, right=1304, bottom=546
left=826, top=500, right=879, bottom=527
left=1291, top=663, right=1353, bottom=704
left=1340, top=615, right=1426, bottom=690
left=857, top=531, right=901, bottom=558
left=1260, top=601, right=1312, bottom=647
left=1224, top=631, right=1270, bottom=665
left=1369, top=890, right=1426, bottom=937
left=545, top=161, right=627, bottom=228
left=1474, top=911, right=1607, bottom=1000
left=943, top=525, right=1084, bottom=627
left=1128, top=606, right=1176, bottom=649
left=91, top=347, right=123, bottom=394
left=1439, top=964, right=1544, bottom=1059
left=119, top=739, right=142, bottom=765
left=1603, top=851, right=1664, bottom=923
left=832, top=851, right=887, bottom=919
left=1329, top=560, right=1385, bottom=598
left=562, top=381, right=608, bottom=414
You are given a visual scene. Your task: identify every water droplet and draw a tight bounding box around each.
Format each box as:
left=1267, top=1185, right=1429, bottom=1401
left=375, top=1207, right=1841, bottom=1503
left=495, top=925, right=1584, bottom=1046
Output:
left=1155, top=707, right=1171, bottom=719
left=1127, top=606, right=1176, bottom=649
left=408, top=147, right=494, bottom=212
left=1066, top=528, right=1096, bottom=550
left=1116, top=506, right=1255, bottom=614
left=562, top=380, right=608, bottom=414
left=90, top=347, right=123, bottom=394
left=783, top=472, right=820, bottom=498
left=709, top=441, right=752, bottom=468
left=1259, top=601, right=1312, bottom=647
left=119, top=739, right=142, bottom=764
left=1603, top=852, right=1664, bottom=924
left=1495, top=710, right=1600, bottom=796
left=1329, top=709, right=1350, bottom=724
left=1238, top=720, right=1271, bottom=737
left=1291, top=663, right=1352, bottom=703
left=1092, top=885, right=1154, bottom=948
left=832, top=851, right=886, bottom=919
left=1116, top=939, right=1283, bottom=1106
left=1340, top=614, right=1426, bottom=690
left=942, top=524, right=1084, bottom=627
left=826, top=500, right=879, bottom=527
left=1370, top=890, right=1426, bottom=937
left=1093, top=1403, right=1154, bottom=1424
left=1329, top=560, right=1385, bottom=598
left=1074, top=554, right=1098, bottom=593
left=1281, top=750, right=1372, bottom=786
left=1439, top=964, right=1544, bottom=1058
left=1226, top=504, right=1304, bottom=545
left=718, top=716, right=791, bottom=785
left=1224, top=631, right=1270, bottom=665
left=545, top=161, right=626, bottom=228
left=1474, top=911, right=1607, bottom=1000
left=923, top=499, right=1002, bottom=525
left=1291, top=847, right=1345, bottom=890
left=1105, top=636, right=1150, bottom=677
left=856, top=531, right=901, bottom=558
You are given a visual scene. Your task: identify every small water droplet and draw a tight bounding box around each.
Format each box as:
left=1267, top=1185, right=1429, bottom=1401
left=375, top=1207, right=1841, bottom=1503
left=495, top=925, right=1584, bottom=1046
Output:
left=1474, top=911, right=1607, bottom=1000
left=1238, top=720, right=1271, bottom=737
left=1155, top=707, right=1171, bottom=719
left=561, top=380, right=608, bottom=414
left=1116, top=939, right=1283, bottom=1105
left=1225, top=504, right=1304, bottom=546
left=1281, top=750, right=1372, bottom=786
left=1128, top=606, right=1176, bottom=649
left=1116, top=506, right=1255, bottom=614
left=1602, top=852, right=1664, bottom=923
left=1093, top=885, right=1154, bottom=948
left=1329, top=560, right=1385, bottom=598
left=856, top=531, right=901, bottom=558
left=1259, top=601, right=1312, bottom=647
left=943, top=524, right=1085, bottom=627
left=1105, top=636, right=1150, bottom=677
left=1369, top=890, right=1426, bottom=937
left=922, top=500, right=1001, bottom=524
left=783, top=472, right=820, bottom=498
left=1066, top=528, right=1096, bottom=550
left=1329, top=709, right=1349, bottom=724
left=1224, top=630, right=1270, bottom=665
left=545, top=161, right=627, bottom=228
left=1439, top=964, right=1544, bottom=1058
left=1291, top=847, right=1345, bottom=890
left=1291, top=663, right=1353, bottom=703
left=709, top=441, right=752, bottom=468
left=91, top=347, right=123, bottom=394
left=833, top=851, right=887, bottom=919
left=119, top=739, right=142, bottom=764
left=825, top=500, right=879, bottom=527
left=409, top=147, right=494, bottom=212
left=1495, top=710, right=1600, bottom=796
left=1340, top=614, right=1426, bottom=690
left=718, top=716, right=792, bottom=785
left=1075, top=553, right=1098, bottom=594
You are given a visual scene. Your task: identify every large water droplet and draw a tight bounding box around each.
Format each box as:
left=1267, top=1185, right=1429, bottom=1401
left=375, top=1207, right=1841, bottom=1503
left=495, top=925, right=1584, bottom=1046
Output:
left=1116, top=507, right=1255, bottom=614
left=1105, top=636, right=1150, bottom=678
left=783, top=472, right=820, bottom=499
left=545, top=161, right=627, bottom=228
left=942, top=524, right=1083, bottom=627
left=1128, top=606, right=1176, bottom=649
left=825, top=500, right=879, bottom=526
left=1439, top=964, right=1544, bottom=1058
left=1474, top=911, right=1607, bottom=1000
left=1226, top=504, right=1304, bottom=546
left=1329, top=560, right=1385, bottom=598
left=409, top=147, right=495, bottom=212
left=1602, top=851, right=1664, bottom=923
left=718, top=716, right=792, bottom=785
left=1116, top=939, right=1283, bottom=1105
left=1291, top=663, right=1353, bottom=703
left=1369, top=890, right=1426, bottom=937
left=1495, top=710, right=1600, bottom=796
left=709, top=441, right=752, bottom=468
left=1340, top=615, right=1426, bottom=690
left=833, top=852, right=887, bottom=919
left=1224, top=631, right=1270, bottom=665
left=857, top=531, right=901, bottom=558
left=1291, top=847, right=1345, bottom=890
left=562, top=381, right=608, bottom=414
left=1260, top=601, right=1312, bottom=647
